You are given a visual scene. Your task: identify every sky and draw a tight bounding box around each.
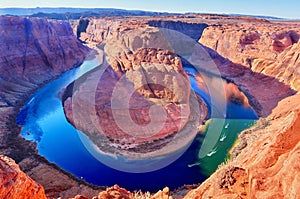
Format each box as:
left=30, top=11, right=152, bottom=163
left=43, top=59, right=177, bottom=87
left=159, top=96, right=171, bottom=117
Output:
left=0, top=0, right=299, bottom=19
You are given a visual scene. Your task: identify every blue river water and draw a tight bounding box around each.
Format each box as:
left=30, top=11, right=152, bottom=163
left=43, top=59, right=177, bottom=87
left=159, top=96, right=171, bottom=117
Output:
left=16, top=56, right=258, bottom=192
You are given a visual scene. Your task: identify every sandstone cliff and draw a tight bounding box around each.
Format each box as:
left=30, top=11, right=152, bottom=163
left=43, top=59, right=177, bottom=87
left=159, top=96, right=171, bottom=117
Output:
left=183, top=17, right=300, bottom=199
left=0, top=16, right=103, bottom=198
left=185, top=93, right=300, bottom=199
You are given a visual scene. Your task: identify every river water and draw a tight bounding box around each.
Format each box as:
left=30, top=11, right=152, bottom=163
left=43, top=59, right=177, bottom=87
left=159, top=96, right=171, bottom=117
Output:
left=16, top=55, right=257, bottom=191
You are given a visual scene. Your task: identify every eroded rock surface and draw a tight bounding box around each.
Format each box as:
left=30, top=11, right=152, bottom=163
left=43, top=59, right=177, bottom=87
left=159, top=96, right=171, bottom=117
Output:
left=0, top=155, right=46, bottom=199
left=183, top=17, right=300, bottom=199
left=185, top=94, right=300, bottom=199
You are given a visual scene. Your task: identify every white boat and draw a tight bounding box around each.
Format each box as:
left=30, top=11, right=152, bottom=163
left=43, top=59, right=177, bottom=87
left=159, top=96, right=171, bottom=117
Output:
left=225, top=123, right=229, bottom=129
left=220, top=134, right=227, bottom=141
left=188, top=162, right=201, bottom=168
left=207, top=148, right=218, bottom=157
left=28, top=97, right=35, bottom=104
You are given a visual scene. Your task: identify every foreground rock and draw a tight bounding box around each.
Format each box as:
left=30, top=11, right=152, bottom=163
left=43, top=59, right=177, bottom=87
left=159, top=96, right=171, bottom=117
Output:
left=0, top=155, right=46, bottom=199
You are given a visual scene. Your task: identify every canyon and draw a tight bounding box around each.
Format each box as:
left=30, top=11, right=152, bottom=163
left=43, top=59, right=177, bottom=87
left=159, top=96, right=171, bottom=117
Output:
left=0, top=13, right=299, bottom=199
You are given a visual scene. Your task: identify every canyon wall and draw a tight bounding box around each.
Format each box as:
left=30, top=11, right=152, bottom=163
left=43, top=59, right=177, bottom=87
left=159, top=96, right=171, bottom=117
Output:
left=0, top=16, right=103, bottom=198
left=200, top=21, right=300, bottom=91
left=73, top=17, right=295, bottom=117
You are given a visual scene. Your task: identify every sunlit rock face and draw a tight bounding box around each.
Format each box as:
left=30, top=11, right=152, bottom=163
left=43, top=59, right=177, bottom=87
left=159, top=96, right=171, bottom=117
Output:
left=200, top=20, right=300, bottom=91
left=0, top=155, right=46, bottom=199
left=63, top=27, right=208, bottom=155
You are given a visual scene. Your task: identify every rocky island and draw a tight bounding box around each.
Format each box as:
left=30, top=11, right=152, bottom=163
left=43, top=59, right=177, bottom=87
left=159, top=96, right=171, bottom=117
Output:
left=0, top=10, right=299, bottom=199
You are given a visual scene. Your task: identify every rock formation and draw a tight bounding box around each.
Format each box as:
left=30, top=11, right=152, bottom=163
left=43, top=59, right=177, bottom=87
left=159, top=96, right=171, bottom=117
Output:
left=72, top=16, right=296, bottom=117
left=184, top=93, right=300, bottom=199
left=63, top=26, right=208, bottom=154
left=200, top=20, right=300, bottom=91
left=0, top=155, right=46, bottom=199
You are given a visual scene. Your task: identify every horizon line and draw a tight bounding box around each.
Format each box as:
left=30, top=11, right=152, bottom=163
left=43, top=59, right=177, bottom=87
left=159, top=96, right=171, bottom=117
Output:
left=0, top=7, right=299, bottom=20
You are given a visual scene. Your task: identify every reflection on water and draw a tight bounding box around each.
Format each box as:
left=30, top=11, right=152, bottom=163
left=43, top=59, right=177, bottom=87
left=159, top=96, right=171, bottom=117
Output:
left=16, top=55, right=258, bottom=191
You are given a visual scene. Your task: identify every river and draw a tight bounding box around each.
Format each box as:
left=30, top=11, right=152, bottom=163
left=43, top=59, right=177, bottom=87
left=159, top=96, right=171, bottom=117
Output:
left=16, top=55, right=257, bottom=192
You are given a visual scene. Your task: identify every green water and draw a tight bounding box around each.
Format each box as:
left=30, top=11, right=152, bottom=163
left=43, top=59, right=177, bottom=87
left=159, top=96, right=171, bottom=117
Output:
left=189, top=119, right=255, bottom=176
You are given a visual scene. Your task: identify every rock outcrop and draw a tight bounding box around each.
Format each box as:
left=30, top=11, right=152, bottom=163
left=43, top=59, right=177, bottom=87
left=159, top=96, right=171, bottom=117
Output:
left=183, top=17, right=300, bottom=199
left=0, top=155, right=46, bottom=199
